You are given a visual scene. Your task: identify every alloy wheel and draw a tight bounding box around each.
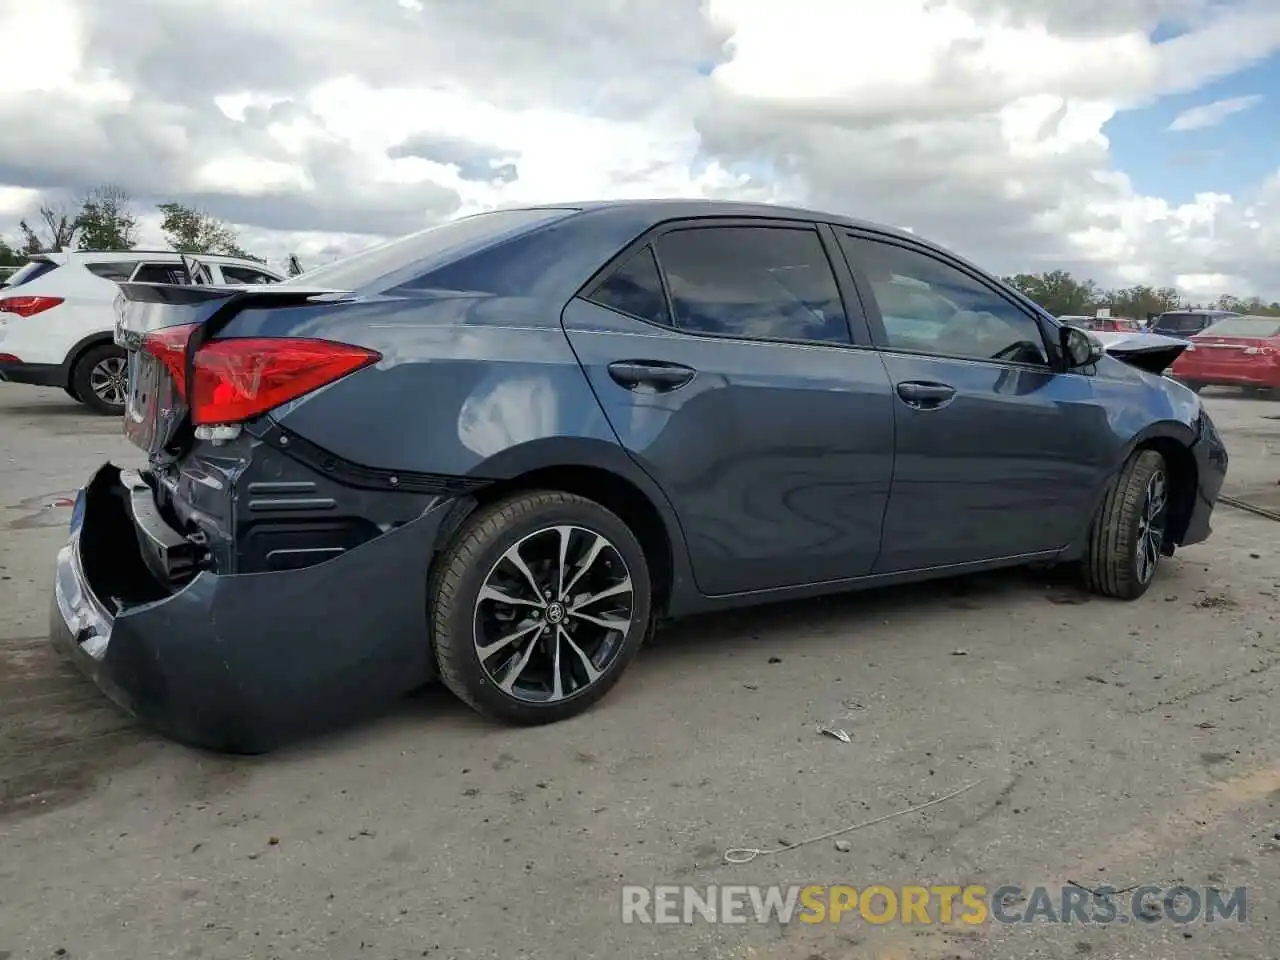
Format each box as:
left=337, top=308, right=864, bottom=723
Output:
left=89, top=356, right=128, bottom=408
left=1135, top=468, right=1168, bottom=584
left=473, top=524, right=635, bottom=703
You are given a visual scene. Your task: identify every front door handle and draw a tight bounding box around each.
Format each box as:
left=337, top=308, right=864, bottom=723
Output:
left=896, top=381, right=956, bottom=409
left=608, top=360, right=696, bottom=391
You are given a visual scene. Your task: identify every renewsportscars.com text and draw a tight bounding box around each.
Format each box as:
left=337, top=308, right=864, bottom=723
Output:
left=621, top=884, right=1247, bottom=926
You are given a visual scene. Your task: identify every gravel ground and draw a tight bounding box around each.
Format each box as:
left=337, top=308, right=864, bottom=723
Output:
left=1, top=382, right=1278, bottom=960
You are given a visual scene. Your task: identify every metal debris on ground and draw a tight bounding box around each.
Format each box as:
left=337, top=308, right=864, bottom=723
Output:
left=819, top=727, right=851, bottom=743
left=723, top=778, right=985, bottom=864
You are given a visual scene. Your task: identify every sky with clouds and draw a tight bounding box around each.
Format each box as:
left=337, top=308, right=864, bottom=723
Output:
left=0, top=0, right=1277, bottom=300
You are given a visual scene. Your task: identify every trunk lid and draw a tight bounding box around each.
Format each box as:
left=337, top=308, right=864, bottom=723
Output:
left=113, top=281, right=352, bottom=462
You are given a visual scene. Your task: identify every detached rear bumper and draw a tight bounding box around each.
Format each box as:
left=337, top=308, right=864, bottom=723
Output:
left=51, top=463, right=448, bottom=753
left=1178, top=409, right=1228, bottom=547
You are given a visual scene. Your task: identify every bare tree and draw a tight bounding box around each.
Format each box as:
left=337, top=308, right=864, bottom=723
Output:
left=19, top=204, right=81, bottom=253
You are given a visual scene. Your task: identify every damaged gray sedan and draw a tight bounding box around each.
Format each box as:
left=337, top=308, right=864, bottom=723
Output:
left=50, top=200, right=1228, bottom=752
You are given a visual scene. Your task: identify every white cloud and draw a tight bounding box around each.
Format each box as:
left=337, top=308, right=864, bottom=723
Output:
left=1168, top=94, right=1264, bottom=131
left=0, top=0, right=1278, bottom=299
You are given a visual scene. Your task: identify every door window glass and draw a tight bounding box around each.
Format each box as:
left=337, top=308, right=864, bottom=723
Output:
left=843, top=234, right=1048, bottom=365
left=131, top=263, right=187, bottom=285
left=221, top=265, right=280, bottom=285
left=654, top=227, right=850, bottom=344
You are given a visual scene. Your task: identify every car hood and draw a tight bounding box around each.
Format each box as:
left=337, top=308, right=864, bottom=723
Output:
left=1093, top=331, right=1190, bottom=375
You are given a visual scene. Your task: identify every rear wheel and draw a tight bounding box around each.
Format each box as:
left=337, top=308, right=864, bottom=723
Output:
left=1181, top=380, right=1205, bottom=393
left=1083, top=449, right=1169, bottom=600
left=430, top=491, right=652, bottom=724
left=72, top=344, right=128, bottom=415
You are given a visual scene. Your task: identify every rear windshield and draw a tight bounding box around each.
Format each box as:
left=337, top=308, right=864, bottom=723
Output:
left=285, top=207, right=578, bottom=292
left=1201, top=317, right=1280, bottom=338
left=3, top=260, right=58, bottom=288
left=1155, top=312, right=1210, bottom=333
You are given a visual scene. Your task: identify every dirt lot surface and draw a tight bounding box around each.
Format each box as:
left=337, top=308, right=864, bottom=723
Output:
left=1, top=382, right=1278, bottom=960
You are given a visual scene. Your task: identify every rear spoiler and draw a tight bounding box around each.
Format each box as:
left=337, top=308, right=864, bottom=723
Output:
left=113, top=280, right=354, bottom=349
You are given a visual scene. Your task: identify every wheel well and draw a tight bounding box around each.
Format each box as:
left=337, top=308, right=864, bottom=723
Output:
left=465, top=465, right=675, bottom=614
left=1139, top=437, right=1197, bottom=544
left=65, top=335, right=116, bottom=384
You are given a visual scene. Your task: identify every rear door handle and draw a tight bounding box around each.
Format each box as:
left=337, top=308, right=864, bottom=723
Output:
left=896, top=381, right=956, bottom=409
left=608, top=360, right=696, bottom=391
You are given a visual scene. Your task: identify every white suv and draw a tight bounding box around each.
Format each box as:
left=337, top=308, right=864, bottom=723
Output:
left=0, top=250, right=285, bottom=414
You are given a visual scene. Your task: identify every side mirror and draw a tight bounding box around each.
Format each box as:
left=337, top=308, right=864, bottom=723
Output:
left=1060, top=325, right=1104, bottom=369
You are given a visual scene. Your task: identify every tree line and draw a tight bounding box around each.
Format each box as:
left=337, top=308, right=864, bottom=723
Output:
left=0, top=184, right=304, bottom=276
left=1003, top=269, right=1280, bottom=319
left=4, top=186, right=1278, bottom=311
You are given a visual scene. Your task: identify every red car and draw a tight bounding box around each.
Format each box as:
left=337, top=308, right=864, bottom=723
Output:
left=1170, top=315, right=1280, bottom=393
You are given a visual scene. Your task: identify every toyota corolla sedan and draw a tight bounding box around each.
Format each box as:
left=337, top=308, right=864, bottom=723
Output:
left=1169, top=314, right=1280, bottom=394
left=50, top=199, right=1229, bottom=753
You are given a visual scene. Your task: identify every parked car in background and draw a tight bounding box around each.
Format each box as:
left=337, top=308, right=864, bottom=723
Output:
left=1151, top=309, right=1238, bottom=339
left=50, top=199, right=1227, bottom=753
left=1169, top=314, right=1280, bottom=394
left=1070, top=315, right=1144, bottom=334
left=0, top=250, right=284, bottom=414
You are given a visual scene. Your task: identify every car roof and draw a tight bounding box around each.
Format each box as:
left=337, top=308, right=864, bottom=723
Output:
left=28, top=249, right=280, bottom=269
left=509, top=198, right=1003, bottom=285
left=526, top=197, right=922, bottom=242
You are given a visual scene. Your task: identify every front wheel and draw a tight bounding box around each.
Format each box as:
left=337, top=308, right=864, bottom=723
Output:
left=71, top=344, right=128, bottom=415
left=430, top=491, right=652, bottom=724
left=1083, top=449, right=1169, bottom=600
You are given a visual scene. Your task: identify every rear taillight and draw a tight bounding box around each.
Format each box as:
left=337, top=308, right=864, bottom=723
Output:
left=141, top=323, right=200, bottom=397
left=0, top=295, right=64, bottom=317
left=141, top=326, right=379, bottom=425
left=191, top=338, right=380, bottom=425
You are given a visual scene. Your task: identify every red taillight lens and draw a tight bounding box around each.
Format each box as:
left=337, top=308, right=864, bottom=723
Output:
left=0, top=295, right=64, bottom=317
left=141, top=323, right=200, bottom=398
left=189, top=338, right=380, bottom=425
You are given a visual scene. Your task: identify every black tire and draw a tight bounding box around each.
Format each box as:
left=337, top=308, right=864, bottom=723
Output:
left=1083, top=449, right=1169, bottom=600
left=1182, top=380, right=1204, bottom=394
left=431, top=490, right=652, bottom=725
left=71, top=344, right=128, bottom=415
left=64, top=384, right=80, bottom=402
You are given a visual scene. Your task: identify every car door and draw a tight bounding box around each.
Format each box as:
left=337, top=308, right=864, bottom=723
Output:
left=561, top=219, right=896, bottom=596
left=836, top=229, right=1108, bottom=573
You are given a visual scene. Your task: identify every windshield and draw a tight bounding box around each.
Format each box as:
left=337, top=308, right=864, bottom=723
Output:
left=1200, top=316, right=1280, bottom=338
left=285, top=207, right=578, bottom=291
left=1154, top=312, right=1209, bottom=333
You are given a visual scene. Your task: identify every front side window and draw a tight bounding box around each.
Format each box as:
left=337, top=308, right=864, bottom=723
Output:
left=652, top=226, right=851, bottom=344
left=841, top=234, right=1048, bottom=365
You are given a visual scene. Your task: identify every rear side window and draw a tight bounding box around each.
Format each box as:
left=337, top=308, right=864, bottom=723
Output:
left=652, top=226, right=850, bottom=343
left=132, top=263, right=187, bottom=284
left=4, top=260, right=58, bottom=288
left=586, top=246, right=670, bottom=325
left=221, top=265, right=279, bottom=285
left=86, top=261, right=139, bottom=282
left=286, top=207, right=578, bottom=292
